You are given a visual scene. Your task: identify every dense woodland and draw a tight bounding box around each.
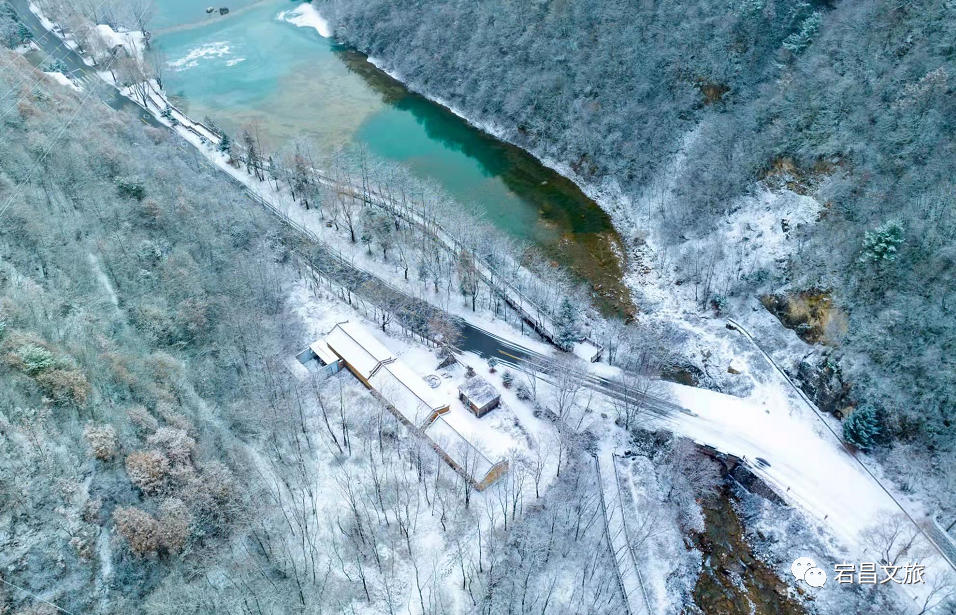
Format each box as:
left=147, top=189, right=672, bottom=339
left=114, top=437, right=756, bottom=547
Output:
left=0, top=50, right=710, bottom=614
left=324, top=0, right=956, bottom=508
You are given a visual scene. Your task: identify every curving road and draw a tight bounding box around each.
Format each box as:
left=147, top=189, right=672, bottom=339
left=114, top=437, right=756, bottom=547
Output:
left=8, top=0, right=164, bottom=128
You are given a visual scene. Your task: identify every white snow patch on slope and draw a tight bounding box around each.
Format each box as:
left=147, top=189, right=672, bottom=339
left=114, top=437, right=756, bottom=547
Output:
left=45, top=71, right=80, bottom=91
left=277, top=3, right=331, bottom=38
left=88, top=253, right=118, bottom=306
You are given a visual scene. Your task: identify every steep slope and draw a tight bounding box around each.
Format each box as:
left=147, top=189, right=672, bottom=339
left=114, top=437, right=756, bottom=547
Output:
left=324, top=0, right=956, bottom=503
left=0, top=54, right=305, bottom=612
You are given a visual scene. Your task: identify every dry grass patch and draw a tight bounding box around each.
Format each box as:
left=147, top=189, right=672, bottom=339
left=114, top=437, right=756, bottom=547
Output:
left=761, top=290, right=847, bottom=345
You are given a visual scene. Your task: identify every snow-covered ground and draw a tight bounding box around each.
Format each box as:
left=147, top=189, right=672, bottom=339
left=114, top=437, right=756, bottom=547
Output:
left=616, top=452, right=702, bottom=614
left=44, top=71, right=79, bottom=91
left=291, top=263, right=938, bottom=606
left=174, top=108, right=948, bottom=608
left=664, top=380, right=891, bottom=547
left=290, top=282, right=557, bottom=473
left=122, top=46, right=951, bottom=609
left=92, top=23, right=146, bottom=61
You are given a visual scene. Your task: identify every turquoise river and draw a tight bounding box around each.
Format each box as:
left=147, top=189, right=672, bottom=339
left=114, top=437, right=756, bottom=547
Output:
left=153, top=0, right=631, bottom=314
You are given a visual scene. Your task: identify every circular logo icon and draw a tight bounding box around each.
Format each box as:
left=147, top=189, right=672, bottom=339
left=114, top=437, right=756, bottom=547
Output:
left=804, top=567, right=827, bottom=588
left=791, top=557, right=816, bottom=581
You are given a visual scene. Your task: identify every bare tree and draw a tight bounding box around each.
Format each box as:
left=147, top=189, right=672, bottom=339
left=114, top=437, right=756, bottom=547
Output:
left=660, top=438, right=721, bottom=503
left=862, top=513, right=929, bottom=566
left=123, top=0, right=155, bottom=42
left=916, top=569, right=956, bottom=615
left=518, top=359, right=542, bottom=403
left=427, top=312, right=463, bottom=356
left=626, top=494, right=665, bottom=552
left=526, top=435, right=552, bottom=499
left=613, top=367, right=656, bottom=431
left=145, top=45, right=166, bottom=89
left=115, top=54, right=153, bottom=108
left=549, top=357, right=582, bottom=424
left=456, top=248, right=481, bottom=311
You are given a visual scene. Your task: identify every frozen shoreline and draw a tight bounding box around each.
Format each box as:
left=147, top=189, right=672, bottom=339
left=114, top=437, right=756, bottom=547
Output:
left=277, top=2, right=332, bottom=38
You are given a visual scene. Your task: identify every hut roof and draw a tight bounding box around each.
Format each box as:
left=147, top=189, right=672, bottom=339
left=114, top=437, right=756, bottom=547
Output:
left=458, top=376, right=500, bottom=409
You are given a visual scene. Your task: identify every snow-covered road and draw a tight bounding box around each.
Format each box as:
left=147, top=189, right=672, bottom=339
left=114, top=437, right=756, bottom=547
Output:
left=663, top=381, right=896, bottom=549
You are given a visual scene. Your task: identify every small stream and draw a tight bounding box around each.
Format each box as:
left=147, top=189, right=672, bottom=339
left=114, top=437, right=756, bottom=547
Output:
left=153, top=0, right=632, bottom=315
left=692, top=485, right=807, bottom=615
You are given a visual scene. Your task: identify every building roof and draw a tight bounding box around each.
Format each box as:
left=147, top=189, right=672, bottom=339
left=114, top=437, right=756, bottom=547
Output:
left=309, top=340, right=339, bottom=367
left=424, top=416, right=493, bottom=481
left=325, top=321, right=449, bottom=426
left=458, top=376, right=500, bottom=409
left=370, top=361, right=449, bottom=426
left=325, top=322, right=395, bottom=379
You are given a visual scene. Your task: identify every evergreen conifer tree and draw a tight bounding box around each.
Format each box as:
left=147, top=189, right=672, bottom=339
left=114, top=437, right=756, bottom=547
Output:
left=555, top=298, right=578, bottom=351
left=843, top=405, right=881, bottom=451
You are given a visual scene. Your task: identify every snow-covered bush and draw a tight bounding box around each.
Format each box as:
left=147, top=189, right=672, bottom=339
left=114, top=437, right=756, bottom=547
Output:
left=42, top=58, right=68, bottom=73
left=125, top=450, right=170, bottom=494
left=156, top=498, right=192, bottom=553
left=115, top=176, right=147, bottom=201
left=16, top=344, right=56, bottom=374
left=218, top=132, right=232, bottom=154
left=501, top=369, right=514, bottom=388
left=128, top=406, right=159, bottom=435
left=0, top=2, right=22, bottom=48
left=161, top=105, right=179, bottom=126
left=554, top=298, right=579, bottom=351
left=711, top=293, right=728, bottom=315
left=147, top=427, right=196, bottom=464
left=34, top=365, right=90, bottom=405
left=515, top=382, right=531, bottom=401
left=782, top=10, right=822, bottom=53
left=113, top=506, right=160, bottom=557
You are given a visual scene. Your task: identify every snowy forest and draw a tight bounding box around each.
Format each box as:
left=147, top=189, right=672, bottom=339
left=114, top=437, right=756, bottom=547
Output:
left=0, top=43, right=738, bottom=614
left=0, top=56, right=638, bottom=613
left=2, top=0, right=956, bottom=613
left=324, top=0, right=956, bottom=499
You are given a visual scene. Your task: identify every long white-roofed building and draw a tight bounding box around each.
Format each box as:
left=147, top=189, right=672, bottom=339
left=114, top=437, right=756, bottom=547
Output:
left=324, top=321, right=395, bottom=384
left=322, top=321, right=507, bottom=490
left=324, top=322, right=450, bottom=428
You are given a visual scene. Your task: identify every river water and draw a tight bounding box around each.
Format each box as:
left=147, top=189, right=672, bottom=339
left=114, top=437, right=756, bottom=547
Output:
left=154, top=0, right=631, bottom=314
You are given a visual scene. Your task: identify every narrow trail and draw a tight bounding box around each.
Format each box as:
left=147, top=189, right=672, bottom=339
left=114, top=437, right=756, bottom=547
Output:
left=596, top=451, right=651, bottom=615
